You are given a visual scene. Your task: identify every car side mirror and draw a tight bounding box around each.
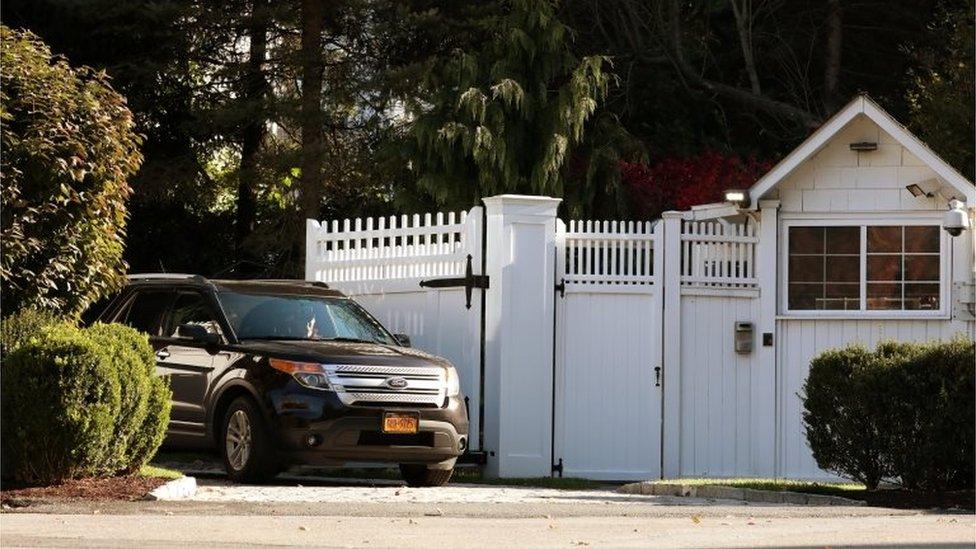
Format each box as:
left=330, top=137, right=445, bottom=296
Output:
left=178, top=323, right=220, bottom=345
left=394, top=333, right=412, bottom=348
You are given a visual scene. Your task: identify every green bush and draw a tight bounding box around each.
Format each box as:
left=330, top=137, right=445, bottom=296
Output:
left=0, top=26, right=142, bottom=319
left=0, top=307, right=63, bottom=353
left=884, top=339, right=975, bottom=490
left=1, top=322, right=171, bottom=485
left=802, top=338, right=975, bottom=491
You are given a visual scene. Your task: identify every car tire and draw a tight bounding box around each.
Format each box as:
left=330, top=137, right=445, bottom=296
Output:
left=399, top=464, right=454, bottom=487
left=221, top=396, right=278, bottom=483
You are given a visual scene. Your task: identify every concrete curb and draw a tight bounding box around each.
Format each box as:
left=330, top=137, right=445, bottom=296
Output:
left=145, top=476, right=197, bottom=501
left=616, top=482, right=866, bottom=506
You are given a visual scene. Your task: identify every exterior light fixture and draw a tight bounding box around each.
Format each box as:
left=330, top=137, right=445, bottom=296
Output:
left=724, top=189, right=749, bottom=209
left=849, top=141, right=878, bottom=151
left=905, top=178, right=942, bottom=199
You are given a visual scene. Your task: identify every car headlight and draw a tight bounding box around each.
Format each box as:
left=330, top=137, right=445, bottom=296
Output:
left=446, top=366, right=460, bottom=397
left=269, top=358, right=332, bottom=391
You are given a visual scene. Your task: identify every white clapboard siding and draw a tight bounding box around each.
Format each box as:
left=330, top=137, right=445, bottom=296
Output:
left=560, top=220, right=658, bottom=287
left=681, top=220, right=758, bottom=288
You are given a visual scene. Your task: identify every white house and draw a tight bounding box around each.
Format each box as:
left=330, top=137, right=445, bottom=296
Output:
left=306, top=95, right=975, bottom=480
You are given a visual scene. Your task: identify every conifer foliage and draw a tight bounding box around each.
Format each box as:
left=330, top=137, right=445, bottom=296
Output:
left=406, top=0, right=610, bottom=208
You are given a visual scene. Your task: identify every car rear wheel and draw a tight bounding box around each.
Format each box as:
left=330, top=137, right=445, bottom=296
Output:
left=399, top=464, right=454, bottom=487
left=221, top=396, right=278, bottom=483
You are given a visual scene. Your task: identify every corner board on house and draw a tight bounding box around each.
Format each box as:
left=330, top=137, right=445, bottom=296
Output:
left=306, top=95, right=975, bottom=482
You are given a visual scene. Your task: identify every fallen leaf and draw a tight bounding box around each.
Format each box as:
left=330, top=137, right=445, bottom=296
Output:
left=299, top=526, right=308, bottom=531
left=691, top=515, right=701, bottom=524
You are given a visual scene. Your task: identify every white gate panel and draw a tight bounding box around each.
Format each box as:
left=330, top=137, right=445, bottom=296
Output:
left=306, top=208, right=484, bottom=450
left=553, top=221, right=662, bottom=480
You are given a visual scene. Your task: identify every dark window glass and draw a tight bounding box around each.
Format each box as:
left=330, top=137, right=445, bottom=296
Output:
left=865, top=225, right=940, bottom=311
left=166, top=293, right=222, bottom=339
left=788, top=226, right=861, bottom=310
left=121, top=291, right=172, bottom=335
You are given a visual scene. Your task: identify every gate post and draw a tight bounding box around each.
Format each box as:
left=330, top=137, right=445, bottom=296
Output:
left=481, top=195, right=562, bottom=477
left=660, top=211, right=683, bottom=478
left=755, top=199, right=780, bottom=476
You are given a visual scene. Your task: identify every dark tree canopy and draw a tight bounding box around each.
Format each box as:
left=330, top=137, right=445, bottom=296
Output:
left=1, top=0, right=971, bottom=278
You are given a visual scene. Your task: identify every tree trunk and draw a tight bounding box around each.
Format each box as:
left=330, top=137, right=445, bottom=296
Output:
left=300, top=0, right=326, bottom=223
left=729, top=0, right=761, bottom=95
left=236, top=0, right=269, bottom=272
left=823, top=0, right=843, bottom=112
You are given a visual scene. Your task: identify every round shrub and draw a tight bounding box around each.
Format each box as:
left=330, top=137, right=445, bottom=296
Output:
left=2, top=324, right=122, bottom=485
left=0, top=307, right=63, bottom=353
left=803, top=338, right=975, bottom=491
left=802, top=345, right=893, bottom=489
left=84, top=323, right=155, bottom=472
left=1, top=322, right=171, bottom=484
left=125, top=376, right=172, bottom=474
left=884, top=338, right=974, bottom=490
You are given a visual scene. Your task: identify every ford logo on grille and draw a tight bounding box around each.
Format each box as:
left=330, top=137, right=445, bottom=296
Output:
left=384, top=376, right=409, bottom=390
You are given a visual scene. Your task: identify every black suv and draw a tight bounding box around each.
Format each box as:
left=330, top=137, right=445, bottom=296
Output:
left=96, top=274, right=468, bottom=486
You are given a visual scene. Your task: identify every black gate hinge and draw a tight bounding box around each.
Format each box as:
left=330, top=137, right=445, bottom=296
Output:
left=552, top=458, right=564, bottom=477
left=419, top=254, right=489, bottom=309
left=555, top=279, right=566, bottom=297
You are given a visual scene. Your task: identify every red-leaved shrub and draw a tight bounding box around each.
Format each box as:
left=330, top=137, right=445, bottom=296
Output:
left=622, top=152, right=770, bottom=219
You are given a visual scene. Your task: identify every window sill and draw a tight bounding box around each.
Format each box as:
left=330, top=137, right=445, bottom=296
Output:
left=776, top=312, right=950, bottom=321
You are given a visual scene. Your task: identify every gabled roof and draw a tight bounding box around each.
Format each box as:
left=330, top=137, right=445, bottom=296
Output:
left=748, top=94, right=975, bottom=207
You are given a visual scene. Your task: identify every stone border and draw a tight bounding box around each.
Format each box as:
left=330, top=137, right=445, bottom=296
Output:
left=145, top=476, right=197, bottom=501
left=617, top=482, right=865, bottom=506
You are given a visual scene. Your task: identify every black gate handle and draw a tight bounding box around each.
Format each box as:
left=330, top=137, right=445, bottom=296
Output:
left=419, top=254, right=489, bottom=309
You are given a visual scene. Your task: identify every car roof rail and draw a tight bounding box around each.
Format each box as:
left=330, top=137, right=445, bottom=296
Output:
left=126, top=273, right=208, bottom=283
left=237, top=279, right=330, bottom=289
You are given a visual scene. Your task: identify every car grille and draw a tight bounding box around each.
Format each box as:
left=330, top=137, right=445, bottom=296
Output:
left=325, top=364, right=446, bottom=407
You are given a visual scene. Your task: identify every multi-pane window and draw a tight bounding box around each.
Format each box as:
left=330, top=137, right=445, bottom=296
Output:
left=788, top=227, right=860, bottom=310
left=866, top=226, right=940, bottom=310
left=787, top=225, right=941, bottom=312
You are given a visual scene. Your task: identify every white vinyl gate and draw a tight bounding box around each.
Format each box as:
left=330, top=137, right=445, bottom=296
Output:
left=305, top=209, right=486, bottom=451
left=552, top=220, right=664, bottom=480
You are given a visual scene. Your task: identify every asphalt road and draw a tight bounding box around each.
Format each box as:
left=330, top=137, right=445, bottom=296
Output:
left=2, top=478, right=973, bottom=548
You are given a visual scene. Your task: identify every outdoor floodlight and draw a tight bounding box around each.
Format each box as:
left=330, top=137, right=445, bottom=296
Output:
left=724, top=189, right=749, bottom=208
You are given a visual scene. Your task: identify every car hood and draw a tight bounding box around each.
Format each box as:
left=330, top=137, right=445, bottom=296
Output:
left=232, top=339, right=451, bottom=368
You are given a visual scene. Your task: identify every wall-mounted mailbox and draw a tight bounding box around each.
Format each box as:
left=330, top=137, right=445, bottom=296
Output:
left=734, top=321, right=753, bottom=354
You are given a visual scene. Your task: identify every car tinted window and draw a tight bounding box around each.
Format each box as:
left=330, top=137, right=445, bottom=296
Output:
left=218, top=291, right=395, bottom=344
left=121, top=291, right=172, bottom=335
left=166, top=292, right=222, bottom=339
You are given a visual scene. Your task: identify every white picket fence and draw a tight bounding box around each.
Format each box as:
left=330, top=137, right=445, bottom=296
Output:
left=558, top=220, right=658, bottom=286
left=680, top=220, right=758, bottom=289
left=305, top=211, right=475, bottom=283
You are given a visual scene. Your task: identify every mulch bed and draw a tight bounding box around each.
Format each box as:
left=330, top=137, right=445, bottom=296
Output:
left=850, top=489, right=975, bottom=510
left=1, top=475, right=168, bottom=506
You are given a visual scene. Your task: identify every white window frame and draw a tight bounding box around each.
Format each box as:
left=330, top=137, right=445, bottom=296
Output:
left=779, top=213, right=950, bottom=319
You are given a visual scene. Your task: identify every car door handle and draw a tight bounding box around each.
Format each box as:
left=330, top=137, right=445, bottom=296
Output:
left=156, top=350, right=170, bottom=360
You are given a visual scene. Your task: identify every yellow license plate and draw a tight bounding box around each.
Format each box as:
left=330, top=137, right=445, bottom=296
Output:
left=383, top=413, right=419, bottom=434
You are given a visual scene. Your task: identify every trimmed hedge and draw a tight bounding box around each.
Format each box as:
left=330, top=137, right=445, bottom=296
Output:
left=802, top=338, right=975, bottom=491
left=1, top=321, right=171, bottom=485
left=0, top=307, right=61, bottom=353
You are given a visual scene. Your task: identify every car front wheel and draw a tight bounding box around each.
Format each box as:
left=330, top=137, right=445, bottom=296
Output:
left=399, top=463, right=454, bottom=487
left=221, top=396, right=278, bottom=483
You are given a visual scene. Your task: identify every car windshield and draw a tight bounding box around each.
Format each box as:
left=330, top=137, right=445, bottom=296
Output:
left=218, top=291, right=396, bottom=345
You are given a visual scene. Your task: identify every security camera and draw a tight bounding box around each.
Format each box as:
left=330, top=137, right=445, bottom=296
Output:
left=943, top=199, right=970, bottom=237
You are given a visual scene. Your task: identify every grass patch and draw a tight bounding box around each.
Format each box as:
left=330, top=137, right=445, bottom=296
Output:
left=656, top=478, right=865, bottom=498
left=139, top=464, right=184, bottom=480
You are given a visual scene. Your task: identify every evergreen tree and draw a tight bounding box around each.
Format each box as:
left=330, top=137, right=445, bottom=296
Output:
left=404, top=0, right=610, bottom=209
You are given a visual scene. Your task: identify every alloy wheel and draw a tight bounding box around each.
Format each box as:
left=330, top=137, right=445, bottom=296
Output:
left=225, top=409, right=252, bottom=471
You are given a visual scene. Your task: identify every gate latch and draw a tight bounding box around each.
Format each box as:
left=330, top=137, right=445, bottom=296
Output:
left=654, top=366, right=661, bottom=387
left=419, top=254, right=489, bottom=309
left=552, top=458, right=564, bottom=478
